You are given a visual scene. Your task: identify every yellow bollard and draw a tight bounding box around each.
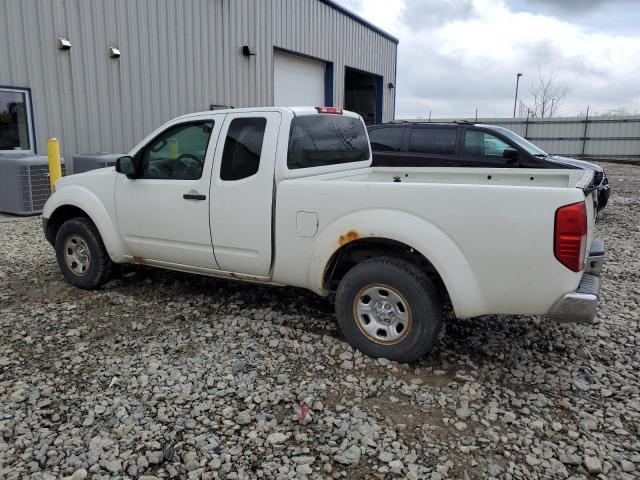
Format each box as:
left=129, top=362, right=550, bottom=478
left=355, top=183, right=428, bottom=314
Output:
left=168, top=138, right=178, bottom=159
left=47, top=138, right=63, bottom=192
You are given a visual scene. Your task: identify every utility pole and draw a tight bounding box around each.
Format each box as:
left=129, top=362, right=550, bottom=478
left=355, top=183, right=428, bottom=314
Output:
left=581, top=106, right=590, bottom=156
left=551, top=98, right=556, bottom=117
left=513, top=73, right=523, bottom=118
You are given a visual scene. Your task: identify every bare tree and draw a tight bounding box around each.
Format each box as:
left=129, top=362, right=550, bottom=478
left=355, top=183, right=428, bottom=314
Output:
left=526, top=67, right=568, bottom=118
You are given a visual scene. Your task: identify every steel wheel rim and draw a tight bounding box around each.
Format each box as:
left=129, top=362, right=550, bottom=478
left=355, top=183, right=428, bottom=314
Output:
left=352, top=283, right=412, bottom=345
left=64, top=235, right=91, bottom=276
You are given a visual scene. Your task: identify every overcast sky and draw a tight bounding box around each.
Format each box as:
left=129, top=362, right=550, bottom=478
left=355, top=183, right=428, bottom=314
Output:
left=337, top=0, right=640, bottom=119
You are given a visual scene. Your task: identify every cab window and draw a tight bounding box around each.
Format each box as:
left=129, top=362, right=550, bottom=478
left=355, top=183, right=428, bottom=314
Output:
left=220, top=117, right=267, bottom=181
left=138, top=121, right=213, bottom=180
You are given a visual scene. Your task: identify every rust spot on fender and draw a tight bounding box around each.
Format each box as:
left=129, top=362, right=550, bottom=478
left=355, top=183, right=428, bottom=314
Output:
left=132, top=256, right=146, bottom=264
left=338, top=230, right=360, bottom=246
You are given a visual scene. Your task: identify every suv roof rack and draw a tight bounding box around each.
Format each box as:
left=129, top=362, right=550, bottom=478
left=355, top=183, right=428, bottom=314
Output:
left=386, top=120, right=477, bottom=125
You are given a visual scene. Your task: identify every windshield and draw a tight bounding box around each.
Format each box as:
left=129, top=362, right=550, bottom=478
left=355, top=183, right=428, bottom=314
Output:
left=490, top=126, right=548, bottom=156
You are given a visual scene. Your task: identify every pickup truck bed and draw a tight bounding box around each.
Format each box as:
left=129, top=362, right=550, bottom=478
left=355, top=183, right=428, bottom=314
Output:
left=274, top=165, right=597, bottom=320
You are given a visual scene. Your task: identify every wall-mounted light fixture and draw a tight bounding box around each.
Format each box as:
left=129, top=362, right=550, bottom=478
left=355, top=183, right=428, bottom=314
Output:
left=57, top=37, right=72, bottom=50
left=242, top=45, right=256, bottom=56
left=388, top=82, right=395, bottom=89
left=108, top=47, right=121, bottom=58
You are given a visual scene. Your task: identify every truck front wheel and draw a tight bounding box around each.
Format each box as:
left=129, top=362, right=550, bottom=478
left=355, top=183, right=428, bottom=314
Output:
left=54, top=217, right=112, bottom=289
left=335, top=256, right=442, bottom=362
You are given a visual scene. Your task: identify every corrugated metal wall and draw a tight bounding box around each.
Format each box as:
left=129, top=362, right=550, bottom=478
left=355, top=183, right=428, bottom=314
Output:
left=0, top=0, right=397, bottom=167
left=416, top=115, right=640, bottom=161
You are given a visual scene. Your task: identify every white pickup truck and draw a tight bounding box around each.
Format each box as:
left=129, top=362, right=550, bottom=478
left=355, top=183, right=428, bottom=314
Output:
left=43, top=107, right=605, bottom=362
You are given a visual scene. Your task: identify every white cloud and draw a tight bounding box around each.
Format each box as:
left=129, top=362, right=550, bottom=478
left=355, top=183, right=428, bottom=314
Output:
left=339, top=0, right=640, bottom=118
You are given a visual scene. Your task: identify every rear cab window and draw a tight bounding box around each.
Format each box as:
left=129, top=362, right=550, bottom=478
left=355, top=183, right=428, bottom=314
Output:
left=287, top=114, right=370, bottom=170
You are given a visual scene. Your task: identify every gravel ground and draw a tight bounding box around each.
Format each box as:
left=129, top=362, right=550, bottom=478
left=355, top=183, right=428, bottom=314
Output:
left=1, top=163, right=639, bottom=480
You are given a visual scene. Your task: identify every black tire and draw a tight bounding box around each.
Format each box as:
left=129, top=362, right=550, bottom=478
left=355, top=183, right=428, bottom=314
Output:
left=54, top=217, right=112, bottom=289
left=335, top=256, right=442, bottom=363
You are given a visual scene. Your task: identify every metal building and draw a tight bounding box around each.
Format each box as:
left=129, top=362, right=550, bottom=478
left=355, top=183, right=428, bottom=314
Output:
left=0, top=0, right=398, bottom=170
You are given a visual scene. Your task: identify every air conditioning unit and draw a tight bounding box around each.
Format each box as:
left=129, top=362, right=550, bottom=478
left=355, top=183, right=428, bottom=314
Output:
left=0, top=153, right=66, bottom=215
left=72, top=152, right=123, bottom=174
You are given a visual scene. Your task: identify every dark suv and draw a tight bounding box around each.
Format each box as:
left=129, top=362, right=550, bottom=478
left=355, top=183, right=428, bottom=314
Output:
left=367, top=122, right=610, bottom=210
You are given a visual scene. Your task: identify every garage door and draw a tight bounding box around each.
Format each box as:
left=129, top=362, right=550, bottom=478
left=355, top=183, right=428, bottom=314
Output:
left=274, top=51, right=326, bottom=107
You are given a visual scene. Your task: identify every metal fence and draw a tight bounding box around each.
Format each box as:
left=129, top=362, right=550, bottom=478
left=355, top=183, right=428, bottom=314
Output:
left=418, top=115, right=640, bottom=162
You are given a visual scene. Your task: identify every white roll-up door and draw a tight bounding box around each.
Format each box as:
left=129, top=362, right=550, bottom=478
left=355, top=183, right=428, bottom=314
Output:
left=274, top=51, right=326, bottom=107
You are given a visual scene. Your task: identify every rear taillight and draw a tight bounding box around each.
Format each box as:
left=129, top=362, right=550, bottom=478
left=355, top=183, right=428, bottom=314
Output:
left=554, top=202, right=587, bottom=272
left=316, top=106, right=343, bottom=114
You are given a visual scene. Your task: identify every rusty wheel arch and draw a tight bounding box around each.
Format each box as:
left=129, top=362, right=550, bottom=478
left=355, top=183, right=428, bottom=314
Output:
left=323, top=237, right=449, bottom=303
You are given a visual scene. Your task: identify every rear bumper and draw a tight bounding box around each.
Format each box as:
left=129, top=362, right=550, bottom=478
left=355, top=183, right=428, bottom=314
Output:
left=550, top=240, right=604, bottom=323
left=550, top=274, right=601, bottom=323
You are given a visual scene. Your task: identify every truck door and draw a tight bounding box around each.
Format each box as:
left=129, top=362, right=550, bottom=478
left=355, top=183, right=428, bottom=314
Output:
left=114, top=115, right=224, bottom=268
left=209, top=111, right=281, bottom=277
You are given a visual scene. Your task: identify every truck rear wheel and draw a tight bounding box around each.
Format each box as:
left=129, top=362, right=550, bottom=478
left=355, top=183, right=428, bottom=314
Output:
left=54, top=217, right=112, bottom=289
left=335, top=256, right=442, bottom=362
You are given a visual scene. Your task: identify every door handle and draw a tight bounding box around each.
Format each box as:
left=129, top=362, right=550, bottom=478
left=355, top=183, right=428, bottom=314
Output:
left=183, top=193, right=206, bottom=201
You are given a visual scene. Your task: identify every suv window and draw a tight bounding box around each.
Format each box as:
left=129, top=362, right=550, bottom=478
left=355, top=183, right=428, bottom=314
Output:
left=287, top=115, right=369, bottom=169
left=463, top=130, right=512, bottom=158
left=138, top=121, right=213, bottom=179
left=220, top=117, right=267, bottom=181
left=368, top=127, right=403, bottom=151
left=408, top=128, right=457, bottom=155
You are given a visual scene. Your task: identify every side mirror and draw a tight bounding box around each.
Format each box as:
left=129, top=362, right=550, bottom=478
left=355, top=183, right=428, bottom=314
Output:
left=115, top=156, right=137, bottom=178
left=503, top=148, right=519, bottom=162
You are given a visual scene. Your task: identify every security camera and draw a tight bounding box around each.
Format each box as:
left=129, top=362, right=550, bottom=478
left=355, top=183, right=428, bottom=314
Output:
left=108, top=47, right=121, bottom=58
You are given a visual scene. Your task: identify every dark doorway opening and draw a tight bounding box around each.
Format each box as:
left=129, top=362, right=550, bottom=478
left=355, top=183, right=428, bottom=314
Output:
left=344, top=67, right=383, bottom=125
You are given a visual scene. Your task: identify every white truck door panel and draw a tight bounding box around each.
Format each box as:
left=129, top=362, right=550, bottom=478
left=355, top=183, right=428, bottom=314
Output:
left=115, top=116, right=225, bottom=268
left=210, top=112, right=281, bottom=276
